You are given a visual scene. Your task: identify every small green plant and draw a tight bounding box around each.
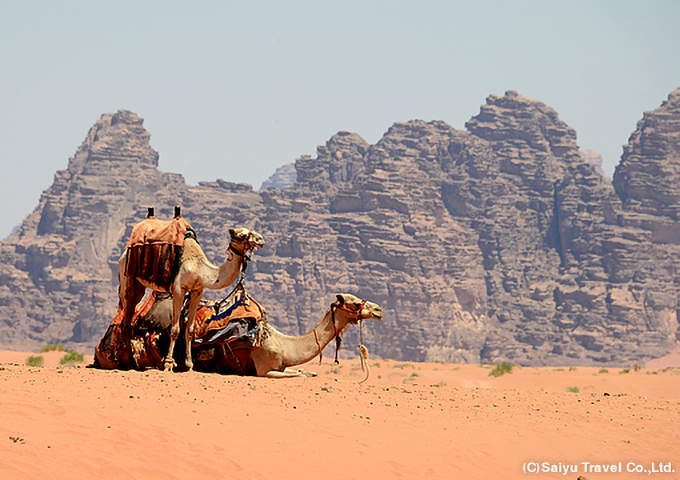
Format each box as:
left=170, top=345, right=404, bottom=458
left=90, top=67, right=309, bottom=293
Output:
left=26, top=355, right=44, bottom=367
left=632, top=364, right=641, bottom=372
left=619, top=368, right=630, bottom=374
left=598, top=368, right=609, bottom=374
left=60, top=349, right=84, bottom=365
left=40, top=343, right=65, bottom=353
left=569, top=366, right=578, bottom=371
left=566, top=386, right=580, bottom=393
left=488, top=361, right=513, bottom=377
left=553, top=368, right=565, bottom=372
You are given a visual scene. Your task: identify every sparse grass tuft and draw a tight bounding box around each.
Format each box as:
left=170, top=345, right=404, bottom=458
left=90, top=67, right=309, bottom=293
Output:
left=619, top=368, right=630, bottom=374
left=632, top=364, right=641, bottom=372
left=26, top=355, right=44, bottom=367
left=488, top=361, right=513, bottom=377
left=566, top=386, right=580, bottom=393
left=569, top=366, right=578, bottom=371
left=597, top=368, right=609, bottom=374
left=40, top=343, right=65, bottom=353
left=60, top=350, right=84, bottom=365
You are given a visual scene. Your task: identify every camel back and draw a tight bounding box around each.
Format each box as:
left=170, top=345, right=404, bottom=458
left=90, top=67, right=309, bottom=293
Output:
left=124, top=217, right=194, bottom=292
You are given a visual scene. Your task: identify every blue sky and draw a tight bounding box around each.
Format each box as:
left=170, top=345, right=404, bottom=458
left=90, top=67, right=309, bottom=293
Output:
left=1, top=1, right=679, bottom=238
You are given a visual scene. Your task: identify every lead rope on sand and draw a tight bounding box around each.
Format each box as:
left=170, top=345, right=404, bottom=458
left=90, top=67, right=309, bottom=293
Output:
left=334, top=320, right=371, bottom=385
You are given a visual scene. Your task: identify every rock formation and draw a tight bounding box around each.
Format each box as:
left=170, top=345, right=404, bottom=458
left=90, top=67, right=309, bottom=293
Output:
left=580, top=150, right=609, bottom=181
left=259, top=163, right=296, bottom=191
left=1, top=89, right=679, bottom=366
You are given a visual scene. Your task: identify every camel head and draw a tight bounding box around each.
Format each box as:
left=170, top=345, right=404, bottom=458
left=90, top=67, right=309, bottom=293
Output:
left=228, top=228, right=266, bottom=256
left=333, top=293, right=383, bottom=324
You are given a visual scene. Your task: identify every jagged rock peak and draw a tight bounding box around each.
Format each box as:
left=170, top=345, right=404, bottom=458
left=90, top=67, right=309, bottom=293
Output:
left=466, top=90, right=578, bottom=157
left=317, top=131, right=369, bottom=158
left=296, top=131, right=368, bottom=187
left=68, top=109, right=159, bottom=171
left=613, top=87, right=680, bottom=218
left=661, top=87, right=680, bottom=109
left=259, top=162, right=297, bottom=191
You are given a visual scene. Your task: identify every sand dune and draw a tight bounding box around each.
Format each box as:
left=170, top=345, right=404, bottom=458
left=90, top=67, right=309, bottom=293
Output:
left=1, top=349, right=679, bottom=479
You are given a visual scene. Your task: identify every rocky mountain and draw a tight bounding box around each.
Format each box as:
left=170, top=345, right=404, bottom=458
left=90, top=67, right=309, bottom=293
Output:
left=1, top=89, right=679, bottom=366
left=259, top=162, right=297, bottom=191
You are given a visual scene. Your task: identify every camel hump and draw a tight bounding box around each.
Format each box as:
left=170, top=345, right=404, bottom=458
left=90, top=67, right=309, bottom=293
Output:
left=127, top=217, right=193, bottom=248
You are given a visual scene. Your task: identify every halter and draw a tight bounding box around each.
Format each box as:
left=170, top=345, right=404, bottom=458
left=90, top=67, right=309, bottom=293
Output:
left=314, top=300, right=367, bottom=364
left=228, top=240, right=254, bottom=285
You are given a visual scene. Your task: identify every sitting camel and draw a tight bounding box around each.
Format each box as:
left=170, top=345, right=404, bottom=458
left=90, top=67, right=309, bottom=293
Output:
left=251, top=293, right=383, bottom=377
left=138, top=292, right=383, bottom=377
left=119, top=225, right=264, bottom=371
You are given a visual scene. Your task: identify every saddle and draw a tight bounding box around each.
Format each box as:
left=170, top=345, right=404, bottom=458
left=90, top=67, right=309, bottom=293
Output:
left=124, top=216, right=194, bottom=293
left=191, top=283, right=268, bottom=375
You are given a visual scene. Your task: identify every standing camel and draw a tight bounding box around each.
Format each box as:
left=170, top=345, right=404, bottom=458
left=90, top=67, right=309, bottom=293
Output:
left=119, top=224, right=264, bottom=371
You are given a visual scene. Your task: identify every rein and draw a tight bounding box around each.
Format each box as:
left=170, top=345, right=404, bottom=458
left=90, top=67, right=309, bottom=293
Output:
left=314, top=300, right=371, bottom=383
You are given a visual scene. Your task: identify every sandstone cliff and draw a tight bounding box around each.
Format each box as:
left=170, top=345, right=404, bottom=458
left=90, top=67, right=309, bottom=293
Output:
left=1, top=89, right=679, bottom=366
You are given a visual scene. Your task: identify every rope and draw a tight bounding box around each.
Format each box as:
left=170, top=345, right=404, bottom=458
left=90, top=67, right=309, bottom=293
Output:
left=314, top=328, right=323, bottom=364
left=332, top=319, right=371, bottom=384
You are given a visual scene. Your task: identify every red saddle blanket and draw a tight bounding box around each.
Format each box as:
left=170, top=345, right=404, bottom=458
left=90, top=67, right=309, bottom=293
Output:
left=123, top=217, right=195, bottom=294
left=127, top=217, right=192, bottom=248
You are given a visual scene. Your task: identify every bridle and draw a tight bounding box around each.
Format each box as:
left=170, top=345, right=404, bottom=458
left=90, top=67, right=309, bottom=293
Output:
left=228, top=238, right=255, bottom=282
left=314, top=300, right=367, bottom=364
left=223, top=238, right=256, bottom=300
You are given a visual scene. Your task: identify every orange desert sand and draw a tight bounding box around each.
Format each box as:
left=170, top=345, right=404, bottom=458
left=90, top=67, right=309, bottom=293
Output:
left=1, top=347, right=679, bottom=480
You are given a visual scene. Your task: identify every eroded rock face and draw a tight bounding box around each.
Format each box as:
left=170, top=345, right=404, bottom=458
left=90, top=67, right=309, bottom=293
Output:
left=0, top=111, right=265, bottom=352
left=1, top=90, right=679, bottom=366
left=259, top=163, right=297, bottom=191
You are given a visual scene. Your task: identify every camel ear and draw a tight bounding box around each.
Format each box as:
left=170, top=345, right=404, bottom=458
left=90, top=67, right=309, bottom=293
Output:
left=229, top=228, right=236, bottom=238
left=336, top=294, right=345, bottom=305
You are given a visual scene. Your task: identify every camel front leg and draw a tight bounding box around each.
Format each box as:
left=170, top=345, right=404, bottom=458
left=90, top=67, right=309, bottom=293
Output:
left=183, top=290, right=203, bottom=371
left=163, top=291, right=186, bottom=372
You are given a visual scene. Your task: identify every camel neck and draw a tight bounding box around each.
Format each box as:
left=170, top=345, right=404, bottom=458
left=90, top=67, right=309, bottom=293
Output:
left=185, top=238, right=243, bottom=290
left=276, top=308, right=348, bottom=368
